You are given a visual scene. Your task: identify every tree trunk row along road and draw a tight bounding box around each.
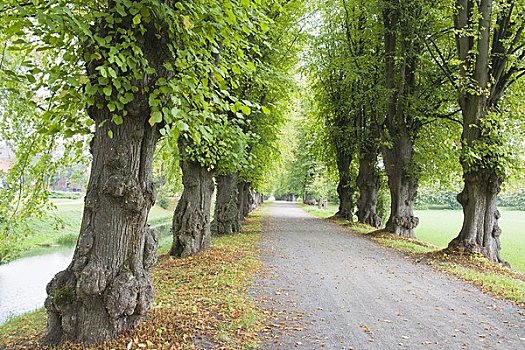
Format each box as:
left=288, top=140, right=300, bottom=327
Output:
left=253, top=202, right=524, bottom=350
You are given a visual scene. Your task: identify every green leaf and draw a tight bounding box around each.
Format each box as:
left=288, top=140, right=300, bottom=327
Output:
left=262, top=106, right=271, bottom=115
left=103, top=85, right=112, bottom=96
left=151, top=111, right=163, bottom=124
left=241, top=105, right=251, bottom=115
left=133, top=14, right=141, bottom=25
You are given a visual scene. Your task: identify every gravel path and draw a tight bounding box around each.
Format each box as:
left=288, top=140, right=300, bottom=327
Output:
left=253, top=202, right=525, bottom=350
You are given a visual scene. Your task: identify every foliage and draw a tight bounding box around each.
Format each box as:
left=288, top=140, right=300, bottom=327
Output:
left=499, top=191, right=525, bottom=210
left=48, top=191, right=82, bottom=200
left=415, top=188, right=462, bottom=210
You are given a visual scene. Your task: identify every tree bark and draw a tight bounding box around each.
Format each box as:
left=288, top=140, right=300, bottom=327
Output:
left=170, top=139, right=214, bottom=257
left=44, top=108, right=160, bottom=345
left=356, top=146, right=381, bottom=228
left=334, top=152, right=354, bottom=220
left=382, top=135, right=419, bottom=237
left=448, top=169, right=504, bottom=262
left=212, top=173, right=240, bottom=235
left=237, top=181, right=252, bottom=220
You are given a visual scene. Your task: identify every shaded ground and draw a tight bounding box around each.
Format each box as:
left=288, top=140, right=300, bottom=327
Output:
left=253, top=202, right=525, bottom=350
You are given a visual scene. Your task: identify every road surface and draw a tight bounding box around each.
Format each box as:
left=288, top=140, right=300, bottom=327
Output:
left=253, top=202, right=525, bottom=350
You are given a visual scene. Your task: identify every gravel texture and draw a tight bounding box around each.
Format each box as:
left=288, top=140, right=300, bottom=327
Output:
left=253, top=202, right=525, bottom=350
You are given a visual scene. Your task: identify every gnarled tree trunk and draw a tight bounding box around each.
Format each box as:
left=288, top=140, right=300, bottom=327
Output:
left=448, top=169, right=504, bottom=262
left=382, top=135, right=419, bottom=237
left=447, top=0, right=510, bottom=264
left=356, top=147, right=381, bottom=228
left=381, top=2, right=420, bottom=238
left=171, top=139, right=214, bottom=257
left=335, top=153, right=354, bottom=221
left=212, top=173, right=240, bottom=235
left=44, top=109, right=160, bottom=345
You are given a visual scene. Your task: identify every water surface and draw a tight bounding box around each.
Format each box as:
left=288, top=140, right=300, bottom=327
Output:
left=0, top=248, right=73, bottom=325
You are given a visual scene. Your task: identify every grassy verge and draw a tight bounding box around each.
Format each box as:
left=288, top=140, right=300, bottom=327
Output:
left=0, top=204, right=269, bottom=350
left=301, top=205, right=525, bottom=307
left=4, top=200, right=174, bottom=262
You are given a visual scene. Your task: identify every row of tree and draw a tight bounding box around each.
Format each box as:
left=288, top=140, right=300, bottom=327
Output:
left=277, top=0, right=525, bottom=264
left=0, top=0, right=304, bottom=345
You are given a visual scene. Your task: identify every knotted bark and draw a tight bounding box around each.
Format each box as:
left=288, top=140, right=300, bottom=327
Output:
left=237, top=181, right=253, bottom=221
left=356, top=146, right=381, bottom=228
left=335, top=154, right=354, bottom=221
left=448, top=170, right=505, bottom=263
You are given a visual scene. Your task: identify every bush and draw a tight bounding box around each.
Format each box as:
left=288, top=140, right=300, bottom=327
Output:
left=157, top=193, right=170, bottom=210
left=498, top=191, right=525, bottom=210
left=415, top=189, right=461, bottom=210
left=56, top=233, right=78, bottom=246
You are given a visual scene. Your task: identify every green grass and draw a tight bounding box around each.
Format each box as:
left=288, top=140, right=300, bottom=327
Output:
left=7, top=198, right=174, bottom=261
left=415, top=209, right=525, bottom=273
left=438, top=261, right=525, bottom=305
left=301, top=203, right=339, bottom=218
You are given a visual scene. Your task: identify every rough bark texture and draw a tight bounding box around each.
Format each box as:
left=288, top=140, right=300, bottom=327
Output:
left=170, top=139, right=214, bottom=257
left=356, top=148, right=381, bottom=228
left=212, top=173, right=240, bottom=235
left=43, top=11, right=166, bottom=345
left=383, top=139, right=419, bottom=237
left=237, top=181, right=253, bottom=221
left=335, top=153, right=354, bottom=221
left=448, top=170, right=504, bottom=262
left=44, top=106, right=160, bottom=345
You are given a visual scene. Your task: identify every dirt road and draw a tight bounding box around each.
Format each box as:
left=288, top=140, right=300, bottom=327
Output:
left=253, top=202, right=525, bottom=350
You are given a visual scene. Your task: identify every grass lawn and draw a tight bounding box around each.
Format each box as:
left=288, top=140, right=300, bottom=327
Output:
left=415, top=209, right=525, bottom=273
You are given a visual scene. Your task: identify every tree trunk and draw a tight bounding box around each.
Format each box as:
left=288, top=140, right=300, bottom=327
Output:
left=448, top=169, right=504, bottom=262
left=382, top=134, right=419, bottom=237
left=335, top=153, right=354, bottom=220
left=212, top=173, right=240, bottom=235
left=237, top=181, right=252, bottom=220
left=356, top=148, right=381, bottom=228
left=44, top=110, right=160, bottom=345
left=381, top=2, right=420, bottom=238
left=170, top=140, right=214, bottom=257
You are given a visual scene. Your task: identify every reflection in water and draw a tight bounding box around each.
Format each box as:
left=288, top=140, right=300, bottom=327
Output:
left=0, top=249, right=73, bottom=325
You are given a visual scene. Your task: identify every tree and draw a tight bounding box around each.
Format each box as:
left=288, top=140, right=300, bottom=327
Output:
left=213, top=0, right=304, bottom=234
left=380, top=0, right=455, bottom=236
left=2, top=0, right=259, bottom=343
left=446, top=0, right=525, bottom=263
left=170, top=0, right=271, bottom=255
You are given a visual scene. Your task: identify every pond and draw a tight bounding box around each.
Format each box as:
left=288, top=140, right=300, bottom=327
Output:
left=0, top=248, right=73, bottom=325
